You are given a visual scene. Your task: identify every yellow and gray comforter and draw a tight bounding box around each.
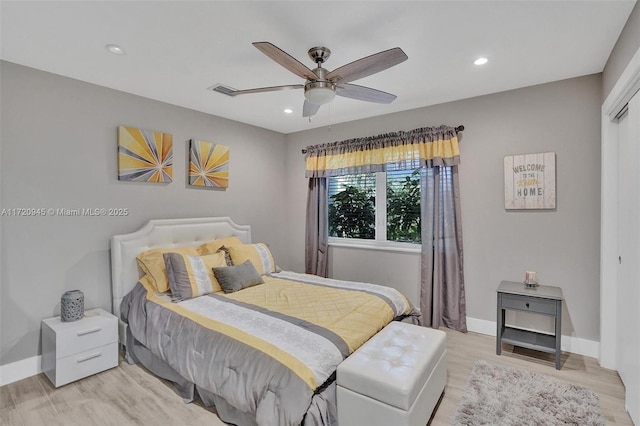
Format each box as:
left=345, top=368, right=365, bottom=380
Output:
left=121, top=270, right=420, bottom=426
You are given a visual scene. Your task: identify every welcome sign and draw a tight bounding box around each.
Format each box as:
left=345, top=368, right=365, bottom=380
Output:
left=504, top=152, right=556, bottom=210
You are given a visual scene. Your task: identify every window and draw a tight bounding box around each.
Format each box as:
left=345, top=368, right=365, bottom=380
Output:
left=328, top=169, right=422, bottom=244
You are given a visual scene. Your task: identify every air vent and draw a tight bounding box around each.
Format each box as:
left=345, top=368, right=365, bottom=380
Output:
left=208, top=84, right=237, bottom=97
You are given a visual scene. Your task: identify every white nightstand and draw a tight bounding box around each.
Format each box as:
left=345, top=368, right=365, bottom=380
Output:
left=41, top=308, right=118, bottom=387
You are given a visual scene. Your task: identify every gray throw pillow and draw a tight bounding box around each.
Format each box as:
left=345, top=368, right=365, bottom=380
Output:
left=213, top=260, right=264, bottom=293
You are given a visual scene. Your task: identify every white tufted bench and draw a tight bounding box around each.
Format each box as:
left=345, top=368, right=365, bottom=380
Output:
left=336, top=321, right=447, bottom=426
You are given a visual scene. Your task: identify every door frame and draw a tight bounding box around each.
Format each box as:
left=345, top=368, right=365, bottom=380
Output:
left=600, top=45, right=640, bottom=369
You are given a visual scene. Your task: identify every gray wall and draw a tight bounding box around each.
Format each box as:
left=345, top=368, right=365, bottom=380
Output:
left=0, top=61, right=289, bottom=365
left=285, top=74, right=602, bottom=341
left=603, top=1, right=640, bottom=99
left=0, top=61, right=604, bottom=367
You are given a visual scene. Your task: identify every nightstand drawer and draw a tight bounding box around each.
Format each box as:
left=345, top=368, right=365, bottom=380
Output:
left=501, top=294, right=556, bottom=315
left=52, top=342, right=118, bottom=387
left=54, top=315, right=118, bottom=359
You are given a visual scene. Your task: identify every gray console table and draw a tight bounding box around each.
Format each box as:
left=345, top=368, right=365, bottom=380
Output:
left=496, top=281, right=564, bottom=369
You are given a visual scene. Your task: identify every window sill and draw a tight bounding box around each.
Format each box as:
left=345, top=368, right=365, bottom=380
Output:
left=328, top=237, right=421, bottom=254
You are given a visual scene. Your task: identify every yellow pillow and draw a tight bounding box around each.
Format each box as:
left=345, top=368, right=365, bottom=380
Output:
left=226, top=243, right=276, bottom=276
left=164, top=251, right=228, bottom=299
left=137, top=274, right=155, bottom=293
left=198, top=236, right=244, bottom=255
left=136, top=246, right=199, bottom=292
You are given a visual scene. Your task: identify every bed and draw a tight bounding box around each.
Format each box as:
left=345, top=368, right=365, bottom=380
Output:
left=111, top=217, right=421, bottom=426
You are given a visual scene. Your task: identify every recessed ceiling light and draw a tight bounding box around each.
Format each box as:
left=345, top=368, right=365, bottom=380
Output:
left=105, top=44, right=126, bottom=55
left=284, top=108, right=293, bottom=114
left=474, top=57, right=488, bottom=66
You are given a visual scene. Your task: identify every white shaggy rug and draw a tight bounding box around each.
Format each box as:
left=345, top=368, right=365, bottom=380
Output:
left=452, top=360, right=605, bottom=426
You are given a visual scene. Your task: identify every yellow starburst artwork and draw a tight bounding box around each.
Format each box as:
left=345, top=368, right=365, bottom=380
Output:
left=189, top=139, right=229, bottom=188
left=118, top=126, right=173, bottom=182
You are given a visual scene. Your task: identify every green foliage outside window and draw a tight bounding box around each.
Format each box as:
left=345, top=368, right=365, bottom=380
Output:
left=328, top=185, right=375, bottom=239
left=387, top=169, right=421, bottom=243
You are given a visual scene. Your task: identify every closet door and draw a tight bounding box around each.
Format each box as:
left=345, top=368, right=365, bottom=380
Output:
left=617, top=91, right=639, bottom=425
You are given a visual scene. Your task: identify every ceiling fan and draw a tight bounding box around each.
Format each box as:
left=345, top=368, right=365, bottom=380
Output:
left=218, top=42, right=408, bottom=118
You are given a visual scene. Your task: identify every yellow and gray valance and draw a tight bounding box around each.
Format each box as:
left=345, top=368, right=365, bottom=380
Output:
left=304, top=125, right=461, bottom=177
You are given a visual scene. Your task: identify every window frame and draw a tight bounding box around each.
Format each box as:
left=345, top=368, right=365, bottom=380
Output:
left=328, top=171, right=422, bottom=253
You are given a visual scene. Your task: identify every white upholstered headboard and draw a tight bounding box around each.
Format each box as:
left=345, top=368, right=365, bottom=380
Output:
left=110, top=217, right=251, bottom=343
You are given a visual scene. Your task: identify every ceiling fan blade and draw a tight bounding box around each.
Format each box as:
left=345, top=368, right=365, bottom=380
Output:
left=227, top=84, right=304, bottom=96
left=326, top=47, right=408, bottom=84
left=303, top=100, right=321, bottom=117
left=336, top=83, right=397, bottom=104
left=253, top=42, right=319, bottom=81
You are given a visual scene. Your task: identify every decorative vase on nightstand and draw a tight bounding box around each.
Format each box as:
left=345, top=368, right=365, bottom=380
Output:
left=524, top=271, right=539, bottom=288
left=61, top=290, right=84, bottom=322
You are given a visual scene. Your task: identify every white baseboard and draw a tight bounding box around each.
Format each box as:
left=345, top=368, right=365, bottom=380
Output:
left=466, top=316, right=600, bottom=359
left=467, top=317, right=497, bottom=336
left=0, top=355, right=42, bottom=386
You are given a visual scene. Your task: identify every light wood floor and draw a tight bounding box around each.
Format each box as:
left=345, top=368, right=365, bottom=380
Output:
left=1, top=329, right=634, bottom=425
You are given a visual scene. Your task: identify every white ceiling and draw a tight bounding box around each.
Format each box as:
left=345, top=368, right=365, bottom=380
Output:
left=1, top=1, right=636, bottom=134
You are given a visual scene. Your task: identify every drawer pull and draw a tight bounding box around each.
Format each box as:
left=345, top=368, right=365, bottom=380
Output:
left=77, top=327, right=102, bottom=336
left=76, top=353, right=102, bottom=363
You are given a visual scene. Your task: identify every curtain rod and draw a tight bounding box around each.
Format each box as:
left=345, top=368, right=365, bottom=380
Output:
left=301, top=125, right=465, bottom=154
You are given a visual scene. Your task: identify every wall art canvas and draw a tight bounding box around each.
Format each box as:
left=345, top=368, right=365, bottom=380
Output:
left=189, top=139, right=229, bottom=188
left=504, top=152, right=556, bottom=210
left=118, top=126, right=173, bottom=182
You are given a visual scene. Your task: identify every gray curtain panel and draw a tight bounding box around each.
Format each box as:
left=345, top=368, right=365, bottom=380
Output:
left=305, top=177, right=329, bottom=277
left=420, top=166, right=467, bottom=332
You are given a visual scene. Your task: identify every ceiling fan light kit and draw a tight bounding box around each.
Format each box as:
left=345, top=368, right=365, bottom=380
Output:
left=304, top=83, right=336, bottom=105
left=215, top=42, right=408, bottom=118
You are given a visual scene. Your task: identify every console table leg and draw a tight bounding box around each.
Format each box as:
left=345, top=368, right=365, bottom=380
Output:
left=496, top=294, right=504, bottom=355
left=555, top=300, right=562, bottom=369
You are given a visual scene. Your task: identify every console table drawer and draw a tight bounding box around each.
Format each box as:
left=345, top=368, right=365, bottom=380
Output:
left=501, top=294, right=556, bottom=315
